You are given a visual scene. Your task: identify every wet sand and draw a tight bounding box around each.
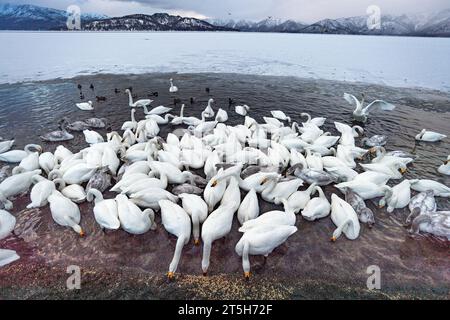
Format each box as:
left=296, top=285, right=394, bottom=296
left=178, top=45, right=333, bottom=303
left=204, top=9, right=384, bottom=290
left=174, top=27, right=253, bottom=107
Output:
left=0, top=73, right=449, bottom=299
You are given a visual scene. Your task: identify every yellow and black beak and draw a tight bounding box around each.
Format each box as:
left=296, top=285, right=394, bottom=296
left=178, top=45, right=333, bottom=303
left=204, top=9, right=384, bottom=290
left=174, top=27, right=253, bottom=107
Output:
left=260, top=177, right=269, bottom=186
left=211, top=180, right=218, bottom=187
left=399, top=167, right=407, bottom=174
left=444, top=159, right=450, bottom=165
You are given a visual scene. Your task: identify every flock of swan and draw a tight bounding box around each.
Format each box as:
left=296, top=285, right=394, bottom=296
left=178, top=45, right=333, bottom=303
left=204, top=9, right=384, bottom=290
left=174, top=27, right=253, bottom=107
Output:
left=0, top=79, right=449, bottom=279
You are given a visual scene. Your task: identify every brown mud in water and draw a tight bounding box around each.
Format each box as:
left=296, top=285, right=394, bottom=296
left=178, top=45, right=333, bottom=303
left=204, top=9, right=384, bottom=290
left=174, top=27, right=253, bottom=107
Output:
left=0, top=73, right=449, bottom=299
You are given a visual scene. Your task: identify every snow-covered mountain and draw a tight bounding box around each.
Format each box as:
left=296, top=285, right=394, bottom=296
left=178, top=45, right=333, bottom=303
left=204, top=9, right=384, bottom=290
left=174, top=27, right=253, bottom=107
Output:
left=0, top=3, right=107, bottom=30
left=84, top=13, right=229, bottom=31
left=207, top=18, right=307, bottom=33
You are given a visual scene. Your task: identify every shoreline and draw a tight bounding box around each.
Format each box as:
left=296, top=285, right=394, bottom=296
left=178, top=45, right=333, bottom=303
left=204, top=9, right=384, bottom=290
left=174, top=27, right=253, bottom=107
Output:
left=0, top=72, right=449, bottom=300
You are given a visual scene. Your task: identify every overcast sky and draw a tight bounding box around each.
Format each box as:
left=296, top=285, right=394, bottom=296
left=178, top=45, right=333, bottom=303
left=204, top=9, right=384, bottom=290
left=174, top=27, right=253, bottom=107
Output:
left=3, top=0, right=450, bottom=22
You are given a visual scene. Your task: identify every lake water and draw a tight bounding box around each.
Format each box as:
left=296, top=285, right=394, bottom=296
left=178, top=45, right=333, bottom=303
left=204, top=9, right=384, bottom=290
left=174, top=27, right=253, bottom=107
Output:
left=0, top=31, right=449, bottom=92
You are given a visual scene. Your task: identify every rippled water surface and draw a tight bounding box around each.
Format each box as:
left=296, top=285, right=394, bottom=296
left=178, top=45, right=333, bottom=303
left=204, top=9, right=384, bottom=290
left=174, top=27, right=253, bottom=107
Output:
left=0, top=73, right=449, bottom=299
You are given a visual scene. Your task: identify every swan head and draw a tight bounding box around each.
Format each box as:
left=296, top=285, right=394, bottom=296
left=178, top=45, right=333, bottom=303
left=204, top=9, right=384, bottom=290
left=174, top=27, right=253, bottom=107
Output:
left=445, top=159, right=450, bottom=165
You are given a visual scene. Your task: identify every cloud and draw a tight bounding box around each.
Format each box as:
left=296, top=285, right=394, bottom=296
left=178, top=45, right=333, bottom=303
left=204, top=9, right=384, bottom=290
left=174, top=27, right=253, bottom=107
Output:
left=2, top=0, right=449, bottom=22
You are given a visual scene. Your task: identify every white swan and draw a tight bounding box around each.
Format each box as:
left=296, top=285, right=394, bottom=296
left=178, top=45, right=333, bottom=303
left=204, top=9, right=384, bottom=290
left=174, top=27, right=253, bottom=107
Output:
left=76, top=101, right=93, bottom=111
left=48, top=190, right=83, bottom=236
left=116, top=194, right=156, bottom=234
left=0, top=144, right=42, bottom=163
left=179, top=193, right=207, bottom=245
left=260, top=177, right=303, bottom=204
left=169, top=78, right=178, bottom=93
left=0, top=139, right=14, bottom=154
left=237, top=188, right=259, bottom=225
left=415, top=129, right=446, bottom=142
left=335, top=180, right=392, bottom=201
left=410, top=179, right=450, bottom=197
left=360, top=161, right=407, bottom=180
left=39, top=152, right=55, bottom=175
left=159, top=199, right=191, bottom=279
left=235, top=105, right=250, bottom=116
left=239, top=199, right=296, bottom=232
left=0, top=209, right=16, bottom=240
left=271, top=110, right=291, bottom=122
left=129, top=187, right=178, bottom=210
left=438, top=156, right=450, bottom=175
left=27, top=175, right=55, bottom=209
left=144, top=105, right=172, bottom=115
left=215, top=108, right=228, bottom=123
left=330, top=194, right=360, bottom=241
left=203, top=98, right=215, bottom=118
left=125, top=89, right=152, bottom=108
left=301, top=112, right=326, bottom=127
left=0, top=169, right=41, bottom=209
left=301, top=186, right=331, bottom=221
left=235, top=224, right=297, bottom=279
left=201, top=203, right=235, bottom=275
left=343, top=93, right=395, bottom=122
left=287, top=183, right=317, bottom=214
left=121, top=108, right=137, bottom=131
left=87, top=189, right=120, bottom=231
left=0, top=249, right=20, bottom=267
left=83, top=130, right=104, bottom=144
left=149, top=161, right=194, bottom=184
left=379, top=180, right=413, bottom=212
left=120, top=174, right=168, bottom=195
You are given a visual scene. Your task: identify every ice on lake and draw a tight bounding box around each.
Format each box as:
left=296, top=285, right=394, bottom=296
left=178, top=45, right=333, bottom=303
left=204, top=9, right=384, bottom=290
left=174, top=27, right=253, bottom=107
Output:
left=0, top=31, right=449, bottom=91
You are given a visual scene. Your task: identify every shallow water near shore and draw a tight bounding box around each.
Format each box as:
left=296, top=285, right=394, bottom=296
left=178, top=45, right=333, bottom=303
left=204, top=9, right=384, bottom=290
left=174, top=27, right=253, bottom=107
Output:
left=0, top=73, right=449, bottom=299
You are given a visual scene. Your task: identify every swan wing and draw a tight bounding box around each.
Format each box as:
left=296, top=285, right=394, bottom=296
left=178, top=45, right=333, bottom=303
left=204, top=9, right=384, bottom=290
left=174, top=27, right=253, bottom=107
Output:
left=343, top=93, right=359, bottom=106
left=363, top=100, right=396, bottom=114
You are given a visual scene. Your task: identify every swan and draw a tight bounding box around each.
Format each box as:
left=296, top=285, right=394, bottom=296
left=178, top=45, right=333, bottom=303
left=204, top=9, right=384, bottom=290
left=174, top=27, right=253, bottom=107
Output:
left=62, top=163, right=96, bottom=185
left=261, top=176, right=303, bottom=204
left=40, top=119, right=74, bottom=142
left=0, top=249, right=20, bottom=268
left=149, top=161, right=194, bottom=184
left=289, top=149, right=308, bottom=168
left=125, top=89, right=152, bottom=108
left=121, top=108, right=137, bottom=131
left=220, top=176, right=241, bottom=213
left=76, top=101, right=93, bottom=111
left=203, top=99, right=215, bottom=118
left=406, top=190, right=436, bottom=225
left=287, top=183, right=317, bottom=214
left=179, top=193, right=208, bottom=245
left=343, top=93, right=395, bottom=122
left=0, top=166, right=10, bottom=183
left=352, top=171, right=392, bottom=186
left=235, top=105, right=250, bottom=116
left=215, top=108, right=228, bottom=123
left=271, top=110, right=291, bottom=122
left=145, top=113, right=173, bottom=124
left=330, top=194, right=361, bottom=241
left=0, top=139, right=14, bottom=154
left=159, top=199, right=191, bottom=279
left=360, top=162, right=407, bottom=179
left=169, top=78, right=178, bottom=93
left=48, top=190, right=83, bottom=236
left=204, top=168, right=228, bottom=212
left=129, top=187, right=178, bottom=210
left=305, top=149, right=323, bottom=171
left=66, top=120, right=90, bottom=131
left=335, top=180, right=392, bottom=201
left=362, top=135, right=387, bottom=147
left=344, top=189, right=375, bottom=227
left=204, top=150, right=220, bottom=180
left=60, top=183, right=87, bottom=204
left=287, top=163, right=335, bottom=186
left=85, top=117, right=109, bottom=129
left=379, top=180, right=413, bottom=212
left=313, top=133, right=339, bottom=148
left=172, top=184, right=203, bottom=196
left=13, top=151, right=40, bottom=173
left=201, top=203, right=235, bottom=275
left=238, top=188, right=259, bottom=225
left=0, top=144, right=42, bottom=163
left=0, top=209, right=16, bottom=240
left=301, top=112, right=326, bottom=127
left=101, top=146, right=120, bottom=176
left=27, top=175, right=55, bottom=208
left=87, top=189, right=120, bottom=231
left=410, top=211, right=450, bottom=240
left=324, top=166, right=359, bottom=182
left=0, top=169, right=41, bottom=209
left=334, top=122, right=363, bottom=146
left=83, top=130, right=104, bottom=144
left=239, top=199, right=296, bottom=232
left=438, top=156, right=450, bottom=175
left=86, top=167, right=111, bottom=193
left=415, top=129, right=446, bottom=142
left=144, top=105, right=172, bottom=115
left=235, top=224, right=297, bottom=279
left=301, top=186, right=331, bottom=221
left=370, top=147, right=413, bottom=166
left=110, top=173, right=150, bottom=193
left=116, top=194, right=156, bottom=234
left=299, top=124, right=323, bottom=144
left=39, top=152, right=55, bottom=175
left=410, top=179, right=450, bottom=197
left=120, top=174, right=168, bottom=195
